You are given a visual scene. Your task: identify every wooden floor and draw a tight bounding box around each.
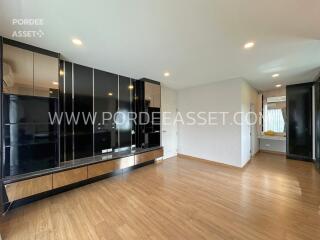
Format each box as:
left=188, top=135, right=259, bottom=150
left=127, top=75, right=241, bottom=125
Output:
left=1, top=153, right=320, bottom=240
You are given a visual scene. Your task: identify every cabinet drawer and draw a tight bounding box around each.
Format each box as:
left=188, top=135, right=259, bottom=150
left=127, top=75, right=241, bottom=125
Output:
left=88, top=161, right=116, bottom=178
left=5, top=174, right=52, bottom=202
left=115, top=156, right=134, bottom=169
left=53, top=167, right=87, bottom=189
left=135, top=148, right=163, bottom=165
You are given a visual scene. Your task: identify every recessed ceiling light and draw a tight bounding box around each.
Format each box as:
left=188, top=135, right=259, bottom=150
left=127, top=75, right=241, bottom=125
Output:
left=72, top=38, right=82, bottom=46
left=52, top=81, right=59, bottom=85
left=276, top=84, right=282, bottom=88
left=108, top=92, right=113, bottom=96
left=164, top=72, right=170, bottom=77
left=272, top=73, right=280, bottom=78
left=244, top=42, right=255, bottom=49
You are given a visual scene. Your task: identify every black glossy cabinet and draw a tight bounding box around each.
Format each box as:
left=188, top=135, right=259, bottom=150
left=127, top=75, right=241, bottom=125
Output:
left=314, top=80, right=320, bottom=168
left=94, top=69, right=118, bottom=154
left=118, top=76, right=133, bottom=149
left=2, top=94, right=59, bottom=176
left=62, top=61, right=73, bottom=161
left=73, top=64, right=93, bottom=159
left=134, top=79, right=161, bottom=148
left=286, top=83, right=313, bottom=161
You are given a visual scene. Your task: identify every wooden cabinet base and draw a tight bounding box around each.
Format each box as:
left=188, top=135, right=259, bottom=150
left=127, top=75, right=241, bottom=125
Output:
left=135, top=148, right=163, bottom=165
left=2, top=148, right=163, bottom=210
left=5, top=175, right=52, bottom=202
left=53, top=167, right=87, bottom=189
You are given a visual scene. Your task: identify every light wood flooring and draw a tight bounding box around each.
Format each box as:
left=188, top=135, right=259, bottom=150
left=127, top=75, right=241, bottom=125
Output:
left=1, top=153, right=320, bottom=240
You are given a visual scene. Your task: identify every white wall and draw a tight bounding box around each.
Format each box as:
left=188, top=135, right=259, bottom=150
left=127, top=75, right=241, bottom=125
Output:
left=177, top=79, right=243, bottom=167
left=241, top=81, right=259, bottom=167
left=176, top=78, right=258, bottom=168
left=161, top=85, right=178, bottom=159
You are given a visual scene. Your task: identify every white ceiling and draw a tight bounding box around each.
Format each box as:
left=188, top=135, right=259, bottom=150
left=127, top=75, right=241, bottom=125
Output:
left=1, top=0, right=320, bottom=91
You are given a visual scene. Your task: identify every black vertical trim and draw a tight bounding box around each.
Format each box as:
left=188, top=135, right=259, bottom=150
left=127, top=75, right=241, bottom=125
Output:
left=314, top=80, right=320, bottom=169
left=0, top=36, right=3, bottom=179
left=64, top=62, right=73, bottom=161
left=59, top=60, right=65, bottom=163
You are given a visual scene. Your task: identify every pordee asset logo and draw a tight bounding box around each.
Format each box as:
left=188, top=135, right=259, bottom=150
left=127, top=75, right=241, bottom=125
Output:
left=11, top=18, right=45, bottom=38
left=12, top=30, right=44, bottom=38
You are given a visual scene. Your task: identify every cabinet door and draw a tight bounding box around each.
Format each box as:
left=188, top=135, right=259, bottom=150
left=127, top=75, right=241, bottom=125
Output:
left=118, top=76, right=133, bottom=148
left=94, top=69, right=118, bottom=154
left=73, top=64, right=93, bottom=159
left=287, top=84, right=313, bottom=159
left=3, top=44, right=33, bottom=96
left=34, top=53, right=59, bottom=97
left=64, top=62, right=73, bottom=161
left=315, top=81, right=320, bottom=168
left=4, top=142, right=58, bottom=177
left=145, top=82, right=161, bottom=108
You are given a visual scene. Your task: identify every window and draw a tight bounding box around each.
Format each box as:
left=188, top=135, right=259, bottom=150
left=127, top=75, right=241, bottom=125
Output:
left=263, top=96, right=286, bottom=134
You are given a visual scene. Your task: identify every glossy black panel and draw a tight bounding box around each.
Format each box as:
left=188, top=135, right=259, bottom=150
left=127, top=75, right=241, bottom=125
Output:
left=64, top=62, right=73, bottom=161
left=94, top=69, right=118, bottom=154
left=1, top=37, right=3, bottom=179
left=73, top=64, right=93, bottom=159
left=131, top=79, right=136, bottom=147
left=3, top=94, right=58, bottom=124
left=287, top=83, right=313, bottom=160
left=314, top=80, right=320, bottom=168
left=118, top=76, right=132, bottom=148
left=4, top=143, right=57, bottom=176
left=134, top=80, right=146, bottom=148
left=59, top=60, right=64, bottom=162
left=134, top=80, right=161, bottom=148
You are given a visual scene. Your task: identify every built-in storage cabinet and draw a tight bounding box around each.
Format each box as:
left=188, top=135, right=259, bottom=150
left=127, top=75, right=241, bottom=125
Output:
left=3, top=44, right=59, bottom=97
left=3, top=148, right=163, bottom=203
left=286, top=83, right=313, bottom=160
left=34, top=53, right=59, bottom=97
left=145, top=82, right=161, bottom=108
left=94, top=70, right=118, bottom=154
left=2, top=94, right=59, bottom=176
left=5, top=174, right=53, bottom=202
left=118, top=76, right=134, bottom=149
left=1, top=42, right=60, bottom=177
left=53, top=167, right=87, bottom=189
left=62, top=62, right=74, bottom=161
left=314, top=80, right=320, bottom=169
left=135, top=80, right=161, bottom=148
left=73, top=64, right=94, bottom=159
left=3, top=44, right=34, bottom=95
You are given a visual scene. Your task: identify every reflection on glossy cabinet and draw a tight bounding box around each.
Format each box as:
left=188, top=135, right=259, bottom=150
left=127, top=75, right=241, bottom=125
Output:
left=115, top=156, right=135, bottom=169
left=34, top=53, right=59, bottom=97
left=3, top=44, right=34, bottom=95
left=145, top=82, right=161, bottom=108
left=5, top=175, right=52, bottom=202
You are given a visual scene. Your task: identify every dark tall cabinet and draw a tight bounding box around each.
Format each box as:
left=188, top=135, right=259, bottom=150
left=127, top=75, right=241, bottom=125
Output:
left=286, top=83, right=313, bottom=161
left=135, top=79, right=161, bottom=148
left=94, top=69, right=118, bottom=154
left=118, top=76, right=133, bottom=149
left=73, top=64, right=93, bottom=159
left=314, top=80, right=320, bottom=169
left=1, top=40, right=60, bottom=176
